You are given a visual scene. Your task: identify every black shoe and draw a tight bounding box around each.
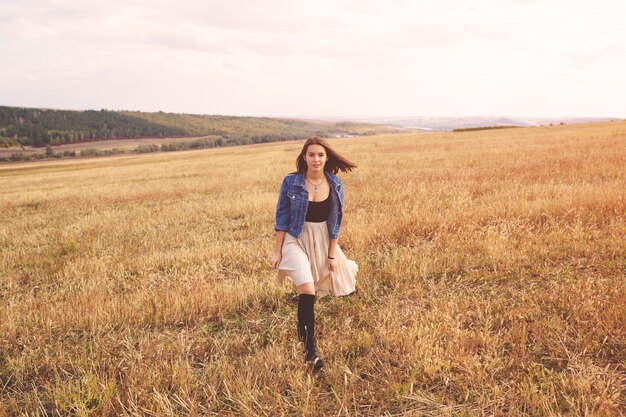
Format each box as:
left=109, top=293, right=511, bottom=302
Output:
left=305, top=348, right=325, bottom=372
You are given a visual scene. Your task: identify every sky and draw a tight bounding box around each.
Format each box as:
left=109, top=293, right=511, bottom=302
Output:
left=1, top=0, right=625, bottom=118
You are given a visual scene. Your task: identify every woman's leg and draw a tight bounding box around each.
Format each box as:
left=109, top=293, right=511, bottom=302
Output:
left=296, top=282, right=315, bottom=346
left=296, top=282, right=315, bottom=295
left=295, top=282, right=324, bottom=370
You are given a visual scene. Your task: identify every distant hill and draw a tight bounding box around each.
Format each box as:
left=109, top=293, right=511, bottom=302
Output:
left=324, top=116, right=623, bottom=131
left=0, top=106, right=401, bottom=148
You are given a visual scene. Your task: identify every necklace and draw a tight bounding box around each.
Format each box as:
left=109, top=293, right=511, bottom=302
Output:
left=305, top=175, right=324, bottom=192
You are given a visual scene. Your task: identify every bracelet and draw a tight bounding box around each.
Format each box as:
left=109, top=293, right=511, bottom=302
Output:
left=328, top=256, right=335, bottom=259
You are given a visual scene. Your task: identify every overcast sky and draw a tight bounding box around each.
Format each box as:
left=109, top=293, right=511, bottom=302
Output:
left=1, top=0, right=625, bottom=118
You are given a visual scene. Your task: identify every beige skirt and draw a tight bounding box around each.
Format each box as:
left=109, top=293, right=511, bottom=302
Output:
left=276, top=220, right=358, bottom=299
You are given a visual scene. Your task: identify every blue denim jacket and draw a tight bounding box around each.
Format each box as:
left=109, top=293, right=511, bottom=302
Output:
left=274, top=171, right=344, bottom=240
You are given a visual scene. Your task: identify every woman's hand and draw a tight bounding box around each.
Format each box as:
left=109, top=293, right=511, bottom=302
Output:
left=326, top=256, right=338, bottom=273
left=270, top=251, right=282, bottom=269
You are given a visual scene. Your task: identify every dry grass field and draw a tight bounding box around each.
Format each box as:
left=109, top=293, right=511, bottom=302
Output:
left=1, top=121, right=625, bottom=416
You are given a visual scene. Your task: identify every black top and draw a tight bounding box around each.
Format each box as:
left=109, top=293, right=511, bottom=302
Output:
left=305, top=194, right=330, bottom=222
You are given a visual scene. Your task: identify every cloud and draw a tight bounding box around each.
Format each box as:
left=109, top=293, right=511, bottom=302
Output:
left=0, top=0, right=624, bottom=117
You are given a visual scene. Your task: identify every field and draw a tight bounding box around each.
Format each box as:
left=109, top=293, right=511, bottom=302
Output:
left=0, top=137, right=206, bottom=158
left=1, top=121, right=624, bottom=416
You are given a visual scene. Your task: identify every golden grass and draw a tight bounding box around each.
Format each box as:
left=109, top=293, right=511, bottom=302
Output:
left=1, top=121, right=625, bottom=416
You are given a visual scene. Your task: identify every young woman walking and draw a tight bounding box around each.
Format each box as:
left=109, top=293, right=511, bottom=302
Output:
left=269, top=136, right=358, bottom=372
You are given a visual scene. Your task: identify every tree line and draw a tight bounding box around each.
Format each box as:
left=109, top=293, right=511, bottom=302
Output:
left=0, top=106, right=393, bottom=148
left=0, top=107, right=188, bottom=146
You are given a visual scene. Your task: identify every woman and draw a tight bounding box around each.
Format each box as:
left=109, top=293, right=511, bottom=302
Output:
left=269, top=136, right=358, bottom=372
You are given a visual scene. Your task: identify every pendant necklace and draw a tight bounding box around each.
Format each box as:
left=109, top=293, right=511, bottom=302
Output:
left=305, top=175, right=324, bottom=192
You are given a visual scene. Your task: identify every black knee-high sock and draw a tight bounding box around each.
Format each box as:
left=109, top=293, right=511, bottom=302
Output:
left=297, top=294, right=316, bottom=355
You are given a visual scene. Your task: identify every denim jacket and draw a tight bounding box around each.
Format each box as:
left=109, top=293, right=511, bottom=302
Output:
left=274, top=171, right=344, bottom=240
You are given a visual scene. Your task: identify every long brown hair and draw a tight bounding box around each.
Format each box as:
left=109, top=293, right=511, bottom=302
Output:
left=293, top=136, right=357, bottom=175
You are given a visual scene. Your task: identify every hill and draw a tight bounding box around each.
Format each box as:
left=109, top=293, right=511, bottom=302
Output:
left=341, top=115, right=623, bottom=131
left=0, top=105, right=401, bottom=148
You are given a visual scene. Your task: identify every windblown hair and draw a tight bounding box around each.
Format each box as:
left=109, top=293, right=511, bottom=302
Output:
left=293, top=136, right=357, bottom=175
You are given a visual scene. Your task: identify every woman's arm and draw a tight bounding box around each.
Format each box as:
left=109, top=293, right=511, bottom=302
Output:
left=274, top=176, right=291, bottom=233
left=270, top=231, right=286, bottom=269
left=328, top=239, right=337, bottom=258
left=326, top=239, right=339, bottom=272
left=275, top=231, right=287, bottom=254
left=271, top=177, right=290, bottom=269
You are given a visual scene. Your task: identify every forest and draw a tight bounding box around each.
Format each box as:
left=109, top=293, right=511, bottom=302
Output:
left=0, top=106, right=395, bottom=148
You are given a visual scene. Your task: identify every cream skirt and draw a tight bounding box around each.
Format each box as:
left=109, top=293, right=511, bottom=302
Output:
left=276, top=220, right=358, bottom=299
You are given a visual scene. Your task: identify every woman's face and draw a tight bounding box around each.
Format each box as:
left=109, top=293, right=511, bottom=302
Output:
left=303, top=144, right=328, bottom=173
